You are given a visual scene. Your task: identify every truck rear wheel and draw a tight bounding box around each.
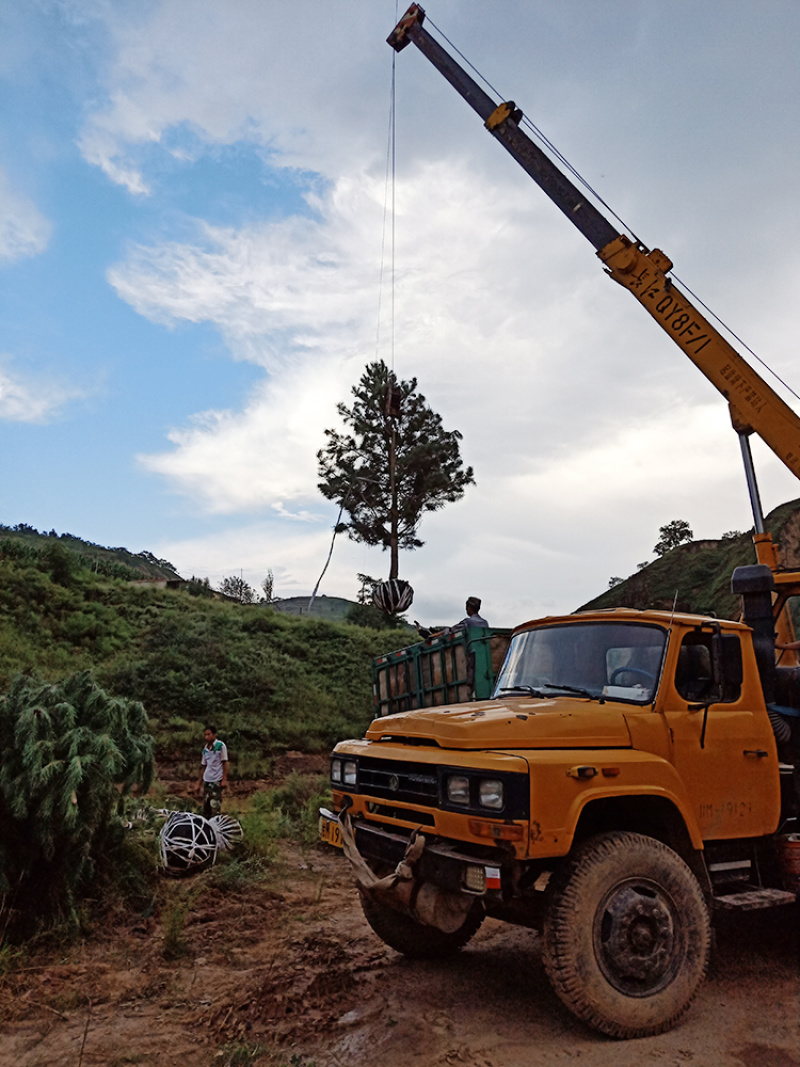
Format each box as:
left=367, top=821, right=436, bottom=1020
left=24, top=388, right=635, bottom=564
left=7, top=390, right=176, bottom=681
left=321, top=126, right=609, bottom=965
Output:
left=359, top=890, right=484, bottom=959
left=542, top=831, right=710, bottom=1038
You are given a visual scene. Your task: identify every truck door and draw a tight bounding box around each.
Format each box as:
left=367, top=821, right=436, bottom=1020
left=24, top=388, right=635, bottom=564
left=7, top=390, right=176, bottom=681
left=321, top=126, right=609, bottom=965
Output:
left=662, top=630, right=780, bottom=839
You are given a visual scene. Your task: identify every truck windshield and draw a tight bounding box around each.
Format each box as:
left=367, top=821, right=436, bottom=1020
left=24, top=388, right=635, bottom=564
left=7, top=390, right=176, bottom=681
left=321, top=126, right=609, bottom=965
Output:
left=493, top=621, right=667, bottom=704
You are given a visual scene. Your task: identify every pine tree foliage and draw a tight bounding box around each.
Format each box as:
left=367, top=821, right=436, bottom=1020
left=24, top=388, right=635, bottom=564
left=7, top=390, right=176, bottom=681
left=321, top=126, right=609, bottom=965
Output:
left=317, top=361, right=475, bottom=578
left=0, top=671, right=154, bottom=940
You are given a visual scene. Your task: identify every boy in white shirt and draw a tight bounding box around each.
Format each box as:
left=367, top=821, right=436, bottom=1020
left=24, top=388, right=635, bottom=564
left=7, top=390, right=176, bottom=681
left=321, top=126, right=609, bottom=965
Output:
left=197, top=725, right=228, bottom=819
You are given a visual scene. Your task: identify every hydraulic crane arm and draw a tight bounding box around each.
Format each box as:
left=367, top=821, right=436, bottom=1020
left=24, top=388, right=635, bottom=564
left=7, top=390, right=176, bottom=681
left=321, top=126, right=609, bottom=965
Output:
left=388, top=5, right=800, bottom=494
left=389, top=6, right=618, bottom=252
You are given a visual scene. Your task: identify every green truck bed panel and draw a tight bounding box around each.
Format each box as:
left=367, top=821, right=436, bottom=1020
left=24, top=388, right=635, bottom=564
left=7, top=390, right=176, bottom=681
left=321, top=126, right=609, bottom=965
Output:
left=372, top=628, right=512, bottom=716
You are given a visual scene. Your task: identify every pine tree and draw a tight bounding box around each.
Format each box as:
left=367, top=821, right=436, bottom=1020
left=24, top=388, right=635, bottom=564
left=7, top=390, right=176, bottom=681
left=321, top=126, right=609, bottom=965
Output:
left=317, top=361, right=475, bottom=580
left=0, top=671, right=154, bottom=940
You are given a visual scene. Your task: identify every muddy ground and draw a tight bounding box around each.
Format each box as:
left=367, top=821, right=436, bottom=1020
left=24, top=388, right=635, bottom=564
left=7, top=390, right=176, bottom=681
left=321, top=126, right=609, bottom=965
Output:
left=2, top=818, right=798, bottom=1067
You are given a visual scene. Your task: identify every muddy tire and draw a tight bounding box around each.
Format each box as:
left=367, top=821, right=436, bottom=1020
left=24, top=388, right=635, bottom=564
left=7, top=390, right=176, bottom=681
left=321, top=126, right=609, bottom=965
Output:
left=360, top=891, right=484, bottom=959
left=542, top=831, right=710, bottom=1038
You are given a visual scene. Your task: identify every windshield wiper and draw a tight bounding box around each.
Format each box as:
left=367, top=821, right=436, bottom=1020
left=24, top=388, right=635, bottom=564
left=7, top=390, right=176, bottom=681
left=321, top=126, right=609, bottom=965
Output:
left=538, top=683, right=599, bottom=700
left=497, top=685, right=545, bottom=698
left=497, top=683, right=601, bottom=702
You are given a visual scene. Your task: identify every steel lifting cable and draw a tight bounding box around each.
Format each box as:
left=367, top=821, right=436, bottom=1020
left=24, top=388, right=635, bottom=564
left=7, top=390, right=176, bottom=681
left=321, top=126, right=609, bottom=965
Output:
left=391, top=1, right=400, bottom=370
left=310, top=18, right=400, bottom=613
left=375, top=1, right=400, bottom=372
left=425, top=15, right=800, bottom=406
left=376, top=43, right=397, bottom=372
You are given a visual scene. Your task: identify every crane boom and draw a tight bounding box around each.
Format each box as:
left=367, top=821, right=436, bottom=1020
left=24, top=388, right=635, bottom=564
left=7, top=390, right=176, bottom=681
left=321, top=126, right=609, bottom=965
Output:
left=388, top=4, right=800, bottom=490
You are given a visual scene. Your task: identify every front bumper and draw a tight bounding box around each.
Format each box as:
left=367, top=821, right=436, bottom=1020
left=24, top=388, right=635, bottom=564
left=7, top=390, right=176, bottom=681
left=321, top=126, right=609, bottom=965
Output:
left=319, top=807, right=506, bottom=897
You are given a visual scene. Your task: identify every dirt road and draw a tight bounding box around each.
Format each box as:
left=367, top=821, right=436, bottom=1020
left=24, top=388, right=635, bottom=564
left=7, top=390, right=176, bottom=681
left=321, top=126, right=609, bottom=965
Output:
left=1, top=842, right=797, bottom=1067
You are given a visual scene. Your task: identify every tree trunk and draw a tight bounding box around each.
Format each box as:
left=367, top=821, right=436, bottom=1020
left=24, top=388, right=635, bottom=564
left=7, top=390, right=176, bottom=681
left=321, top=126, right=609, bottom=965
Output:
left=389, top=425, right=399, bottom=580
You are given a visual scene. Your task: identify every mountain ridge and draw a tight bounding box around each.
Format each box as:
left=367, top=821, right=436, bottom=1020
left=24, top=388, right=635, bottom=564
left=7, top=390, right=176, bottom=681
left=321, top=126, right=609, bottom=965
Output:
left=579, top=497, right=800, bottom=618
left=0, top=523, right=181, bottom=580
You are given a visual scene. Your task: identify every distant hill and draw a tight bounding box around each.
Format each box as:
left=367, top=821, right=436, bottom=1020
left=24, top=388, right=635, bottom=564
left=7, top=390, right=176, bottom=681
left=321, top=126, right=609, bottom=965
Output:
left=0, top=523, right=413, bottom=628
left=579, top=498, right=800, bottom=619
left=7, top=498, right=800, bottom=626
left=272, top=595, right=416, bottom=635
left=0, top=523, right=181, bottom=580
left=271, top=594, right=359, bottom=622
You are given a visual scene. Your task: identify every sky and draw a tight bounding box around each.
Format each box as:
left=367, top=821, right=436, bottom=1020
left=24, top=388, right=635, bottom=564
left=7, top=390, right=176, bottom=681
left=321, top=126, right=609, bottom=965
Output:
left=1, top=0, right=799, bottom=628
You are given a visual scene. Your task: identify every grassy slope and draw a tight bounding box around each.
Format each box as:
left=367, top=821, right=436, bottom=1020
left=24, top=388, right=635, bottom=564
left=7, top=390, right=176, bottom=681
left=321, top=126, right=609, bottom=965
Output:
left=0, top=536, right=416, bottom=780
left=579, top=498, right=800, bottom=618
left=0, top=524, right=181, bottom=579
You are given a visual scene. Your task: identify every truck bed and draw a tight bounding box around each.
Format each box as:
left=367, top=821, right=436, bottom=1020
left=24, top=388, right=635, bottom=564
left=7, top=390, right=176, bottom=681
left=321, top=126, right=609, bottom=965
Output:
left=372, top=627, right=511, bottom=715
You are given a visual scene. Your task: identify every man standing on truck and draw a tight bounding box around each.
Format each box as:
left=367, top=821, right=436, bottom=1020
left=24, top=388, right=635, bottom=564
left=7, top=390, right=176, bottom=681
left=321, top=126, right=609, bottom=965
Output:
left=452, top=597, right=489, bottom=698
left=415, top=596, right=488, bottom=638
left=197, top=725, right=228, bottom=820
left=452, top=596, right=488, bottom=630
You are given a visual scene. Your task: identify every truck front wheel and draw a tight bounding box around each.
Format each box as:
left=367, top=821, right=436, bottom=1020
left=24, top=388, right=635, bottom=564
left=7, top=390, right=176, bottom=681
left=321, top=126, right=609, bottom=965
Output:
left=359, top=890, right=484, bottom=959
left=542, top=831, right=710, bottom=1038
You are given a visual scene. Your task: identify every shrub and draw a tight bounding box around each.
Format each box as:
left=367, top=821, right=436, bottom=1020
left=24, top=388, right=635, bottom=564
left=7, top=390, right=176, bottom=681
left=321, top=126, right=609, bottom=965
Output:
left=0, top=671, right=154, bottom=942
left=250, top=773, right=331, bottom=846
left=160, top=883, right=199, bottom=960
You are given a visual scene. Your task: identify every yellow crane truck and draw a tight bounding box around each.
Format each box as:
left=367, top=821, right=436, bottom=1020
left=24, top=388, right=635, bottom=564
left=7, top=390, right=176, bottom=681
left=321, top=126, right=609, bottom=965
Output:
left=319, top=6, right=800, bottom=1040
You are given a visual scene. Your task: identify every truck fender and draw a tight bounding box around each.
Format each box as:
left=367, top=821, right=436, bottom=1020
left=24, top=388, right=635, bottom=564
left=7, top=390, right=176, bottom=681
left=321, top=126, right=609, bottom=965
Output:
left=565, top=785, right=705, bottom=853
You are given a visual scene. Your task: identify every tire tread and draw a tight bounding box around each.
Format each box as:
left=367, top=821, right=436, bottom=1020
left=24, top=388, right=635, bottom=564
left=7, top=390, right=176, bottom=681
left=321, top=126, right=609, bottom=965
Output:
left=542, top=831, right=710, bottom=1038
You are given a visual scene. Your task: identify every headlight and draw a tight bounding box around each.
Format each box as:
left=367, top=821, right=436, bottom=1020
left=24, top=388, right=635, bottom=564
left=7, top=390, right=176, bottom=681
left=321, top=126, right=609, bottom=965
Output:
left=479, top=779, right=504, bottom=810
left=447, top=774, right=470, bottom=805
left=343, top=760, right=357, bottom=787
left=331, top=758, right=342, bottom=784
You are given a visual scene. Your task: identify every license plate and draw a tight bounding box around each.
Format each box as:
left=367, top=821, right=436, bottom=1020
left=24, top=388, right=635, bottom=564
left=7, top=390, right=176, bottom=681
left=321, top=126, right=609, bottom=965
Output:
left=319, top=813, right=343, bottom=848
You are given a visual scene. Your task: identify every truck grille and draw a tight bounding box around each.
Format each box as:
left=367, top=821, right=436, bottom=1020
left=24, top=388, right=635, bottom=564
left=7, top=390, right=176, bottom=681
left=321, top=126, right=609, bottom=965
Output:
left=342, top=755, right=529, bottom=820
left=358, top=756, right=440, bottom=807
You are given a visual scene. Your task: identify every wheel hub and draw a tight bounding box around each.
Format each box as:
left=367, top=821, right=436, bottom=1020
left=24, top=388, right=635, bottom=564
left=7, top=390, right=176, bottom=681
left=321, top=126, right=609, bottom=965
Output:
left=595, top=882, right=680, bottom=994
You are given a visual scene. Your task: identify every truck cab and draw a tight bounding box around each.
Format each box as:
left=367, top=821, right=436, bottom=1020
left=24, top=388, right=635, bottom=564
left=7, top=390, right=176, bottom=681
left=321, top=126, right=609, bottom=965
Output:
left=321, top=599, right=798, bottom=1038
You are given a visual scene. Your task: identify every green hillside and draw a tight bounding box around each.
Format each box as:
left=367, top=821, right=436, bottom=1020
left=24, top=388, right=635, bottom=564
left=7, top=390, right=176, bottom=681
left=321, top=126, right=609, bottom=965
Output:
left=580, top=498, right=800, bottom=618
left=272, top=594, right=416, bottom=633
left=0, top=532, right=415, bottom=780
left=0, top=523, right=181, bottom=580
left=4, top=500, right=799, bottom=785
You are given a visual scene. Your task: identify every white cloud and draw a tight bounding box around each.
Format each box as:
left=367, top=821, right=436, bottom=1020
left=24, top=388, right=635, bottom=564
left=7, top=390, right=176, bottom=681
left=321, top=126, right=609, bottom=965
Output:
left=154, top=518, right=342, bottom=600
left=77, top=0, right=396, bottom=194
left=117, top=162, right=615, bottom=509
left=0, top=360, right=81, bottom=423
left=0, top=168, right=51, bottom=263
left=136, top=357, right=349, bottom=514
left=108, top=172, right=387, bottom=357
left=152, top=388, right=780, bottom=625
